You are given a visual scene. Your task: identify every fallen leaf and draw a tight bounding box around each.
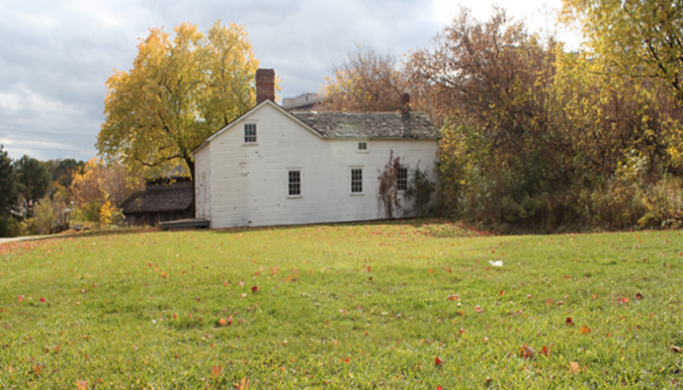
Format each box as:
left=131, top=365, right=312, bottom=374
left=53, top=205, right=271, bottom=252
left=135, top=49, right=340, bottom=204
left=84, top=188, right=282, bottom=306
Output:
left=448, top=294, right=459, bottom=301
left=570, top=361, right=580, bottom=373
left=40, top=297, right=46, bottom=303
left=635, top=292, right=643, bottom=300
left=435, top=356, right=444, bottom=366
left=579, top=326, right=591, bottom=334
left=566, top=317, right=575, bottom=326
left=17, top=295, right=24, bottom=303
left=76, top=380, right=88, bottom=390
left=670, top=345, right=682, bottom=353
left=521, top=344, right=536, bottom=359
left=544, top=298, right=554, bottom=305
left=251, top=286, right=260, bottom=294
left=541, top=346, right=549, bottom=356
left=475, top=305, right=484, bottom=313
left=212, top=365, right=223, bottom=377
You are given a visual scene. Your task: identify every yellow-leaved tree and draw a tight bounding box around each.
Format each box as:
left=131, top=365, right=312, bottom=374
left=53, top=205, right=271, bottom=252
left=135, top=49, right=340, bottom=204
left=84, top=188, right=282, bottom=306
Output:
left=70, top=158, right=143, bottom=224
left=97, top=21, right=259, bottom=179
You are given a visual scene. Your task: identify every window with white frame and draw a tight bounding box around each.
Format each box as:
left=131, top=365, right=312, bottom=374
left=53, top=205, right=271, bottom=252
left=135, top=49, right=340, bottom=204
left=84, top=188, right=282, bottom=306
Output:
left=397, top=166, right=408, bottom=191
left=244, top=123, right=257, bottom=143
left=351, top=168, right=363, bottom=193
left=288, top=170, right=301, bottom=196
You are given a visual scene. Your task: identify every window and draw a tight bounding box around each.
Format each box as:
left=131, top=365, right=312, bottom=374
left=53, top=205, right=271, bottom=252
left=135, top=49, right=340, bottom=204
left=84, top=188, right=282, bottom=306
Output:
left=244, top=123, right=257, bottom=143
left=351, top=168, right=363, bottom=193
left=358, top=142, right=367, bottom=151
left=397, top=167, right=408, bottom=191
left=288, top=170, right=301, bottom=196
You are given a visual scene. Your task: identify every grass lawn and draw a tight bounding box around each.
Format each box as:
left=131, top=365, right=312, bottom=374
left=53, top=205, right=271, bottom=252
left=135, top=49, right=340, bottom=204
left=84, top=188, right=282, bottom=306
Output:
left=0, top=221, right=682, bottom=389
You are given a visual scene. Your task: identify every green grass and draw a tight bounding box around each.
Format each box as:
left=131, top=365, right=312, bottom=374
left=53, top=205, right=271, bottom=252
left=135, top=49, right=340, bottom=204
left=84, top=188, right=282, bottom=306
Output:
left=0, top=221, right=682, bottom=389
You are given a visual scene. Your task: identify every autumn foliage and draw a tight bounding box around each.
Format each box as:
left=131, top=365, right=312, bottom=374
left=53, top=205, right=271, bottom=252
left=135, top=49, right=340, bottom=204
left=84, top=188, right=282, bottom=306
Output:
left=70, top=158, right=143, bottom=224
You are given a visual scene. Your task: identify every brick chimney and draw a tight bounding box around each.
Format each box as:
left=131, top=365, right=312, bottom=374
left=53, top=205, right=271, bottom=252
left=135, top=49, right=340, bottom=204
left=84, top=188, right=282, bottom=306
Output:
left=256, top=69, right=275, bottom=105
left=400, top=93, right=410, bottom=119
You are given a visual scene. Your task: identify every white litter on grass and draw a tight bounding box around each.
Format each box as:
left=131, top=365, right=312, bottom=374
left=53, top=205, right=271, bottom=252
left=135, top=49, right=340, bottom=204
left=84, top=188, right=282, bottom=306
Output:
left=488, top=260, right=503, bottom=267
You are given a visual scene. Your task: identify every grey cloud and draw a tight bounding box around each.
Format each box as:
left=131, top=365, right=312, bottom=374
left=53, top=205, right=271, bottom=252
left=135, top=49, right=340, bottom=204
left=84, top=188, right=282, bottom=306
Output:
left=0, top=0, right=443, bottom=161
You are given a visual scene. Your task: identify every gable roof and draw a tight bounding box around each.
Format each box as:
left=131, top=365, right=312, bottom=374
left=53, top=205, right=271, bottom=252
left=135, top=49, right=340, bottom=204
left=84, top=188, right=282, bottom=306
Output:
left=192, top=100, right=440, bottom=155
left=290, top=111, right=440, bottom=140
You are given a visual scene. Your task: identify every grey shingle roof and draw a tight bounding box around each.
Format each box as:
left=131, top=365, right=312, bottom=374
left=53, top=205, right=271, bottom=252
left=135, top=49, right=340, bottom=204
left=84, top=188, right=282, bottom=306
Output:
left=121, top=180, right=193, bottom=214
left=290, top=111, right=440, bottom=139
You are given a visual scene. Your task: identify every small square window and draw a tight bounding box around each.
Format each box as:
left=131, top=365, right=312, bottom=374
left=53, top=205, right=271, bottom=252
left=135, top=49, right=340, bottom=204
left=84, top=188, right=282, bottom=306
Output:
left=358, top=142, right=367, bottom=151
left=397, top=167, right=408, bottom=191
left=289, top=170, right=301, bottom=196
left=244, top=123, right=257, bottom=143
left=351, top=168, right=363, bottom=193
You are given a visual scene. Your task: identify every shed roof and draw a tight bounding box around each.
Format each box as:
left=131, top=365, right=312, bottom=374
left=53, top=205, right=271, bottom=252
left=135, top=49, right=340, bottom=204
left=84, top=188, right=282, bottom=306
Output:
left=121, top=180, right=193, bottom=214
left=290, top=111, right=440, bottom=139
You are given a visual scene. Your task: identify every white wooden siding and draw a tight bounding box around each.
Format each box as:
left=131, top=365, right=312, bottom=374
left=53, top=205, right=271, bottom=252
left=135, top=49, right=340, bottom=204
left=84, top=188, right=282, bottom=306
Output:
left=194, top=102, right=439, bottom=228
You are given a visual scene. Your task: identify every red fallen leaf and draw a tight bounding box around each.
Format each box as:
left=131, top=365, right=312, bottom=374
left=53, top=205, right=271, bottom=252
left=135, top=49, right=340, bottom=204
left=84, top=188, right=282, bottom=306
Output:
left=437, top=386, right=443, bottom=390
left=343, top=357, right=350, bottom=363
left=544, top=298, right=554, bottom=305
left=223, top=280, right=229, bottom=287
left=211, top=364, right=223, bottom=377
left=592, top=294, right=598, bottom=300
left=435, top=356, right=444, bottom=366
left=635, top=292, right=643, bottom=300
left=251, top=286, right=260, bottom=294
left=40, top=297, right=46, bottom=303
left=566, top=317, right=575, bottom=326
left=499, top=290, right=504, bottom=296
left=18, top=295, right=24, bottom=303
left=556, top=300, right=564, bottom=305
left=520, top=344, right=536, bottom=359
left=448, top=294, right=459, bottom=301
left=196, top=297, right=201, bottom=302
left=459, top=328, right=465, bottom=334
left=475, top=305, right=484, bottom=313
left=76, top=379, right=88, bottom=390
left=173, top=312, right=178, bottom=319
left=541, top=346, right=549, bottom=356
left=579, top=326, right=591, bottom=334
left=617, top=297, right=629, bottom=304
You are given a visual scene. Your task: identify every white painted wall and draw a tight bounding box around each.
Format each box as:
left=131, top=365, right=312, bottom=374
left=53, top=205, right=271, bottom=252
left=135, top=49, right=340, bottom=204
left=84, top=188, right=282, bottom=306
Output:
left=194, top=102, right=439, bottom=228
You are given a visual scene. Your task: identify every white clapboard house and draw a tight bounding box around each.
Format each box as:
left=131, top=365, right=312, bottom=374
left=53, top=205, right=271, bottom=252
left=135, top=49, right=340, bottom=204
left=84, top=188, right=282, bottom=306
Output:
left=191, top=69, right=440, bottom=228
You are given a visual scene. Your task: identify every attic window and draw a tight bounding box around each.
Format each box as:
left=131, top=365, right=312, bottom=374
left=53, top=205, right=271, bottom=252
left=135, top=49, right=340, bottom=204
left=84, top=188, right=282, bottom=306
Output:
left=244, top=123, right=257, bottom=143
left=357, top=142, right=368, bottom=152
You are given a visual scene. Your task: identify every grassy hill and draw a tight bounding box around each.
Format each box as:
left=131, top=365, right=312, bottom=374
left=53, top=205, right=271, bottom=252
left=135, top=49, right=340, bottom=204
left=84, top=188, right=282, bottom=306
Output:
left=0, top=221, right=681, bottom=388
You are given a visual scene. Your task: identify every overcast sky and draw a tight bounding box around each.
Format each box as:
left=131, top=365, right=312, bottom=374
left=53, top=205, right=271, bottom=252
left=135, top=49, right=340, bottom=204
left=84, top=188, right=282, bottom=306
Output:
left=0, top=0, right=577, bottom=162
